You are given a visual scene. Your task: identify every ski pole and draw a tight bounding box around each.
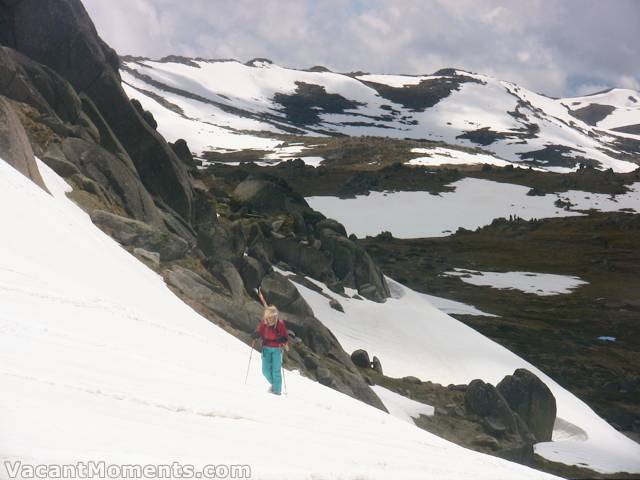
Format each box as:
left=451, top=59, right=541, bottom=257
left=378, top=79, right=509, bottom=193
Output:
left=281, top=348, right=287, bottom=395
left=245, top=340, right=255, bottom=384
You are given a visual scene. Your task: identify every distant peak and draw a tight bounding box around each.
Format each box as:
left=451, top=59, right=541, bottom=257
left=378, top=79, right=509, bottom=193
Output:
left=307, top=65, right=332, bottom=73
left=246, top=58, right=274, bottom=67
left=158, top=55, right=201, bottom=68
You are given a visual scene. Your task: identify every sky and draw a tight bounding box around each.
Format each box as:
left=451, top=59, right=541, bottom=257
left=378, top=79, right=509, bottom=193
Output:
left=82, top=0, right=640, bottom=98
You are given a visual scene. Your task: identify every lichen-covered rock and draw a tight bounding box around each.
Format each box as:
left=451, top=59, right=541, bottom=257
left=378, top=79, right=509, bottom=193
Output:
left=62, top=138, right=163, bottom=227
left=90, top=210, right=189, bottom=261
left=0, top=96, right=48, bottom=191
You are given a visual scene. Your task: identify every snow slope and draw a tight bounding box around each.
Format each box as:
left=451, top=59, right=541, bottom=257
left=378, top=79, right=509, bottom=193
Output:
left=294, top=277, right=640, bottom=474
left=0, top=159, right=562, bottom=479
left=121, top=58, right=639, bottom=172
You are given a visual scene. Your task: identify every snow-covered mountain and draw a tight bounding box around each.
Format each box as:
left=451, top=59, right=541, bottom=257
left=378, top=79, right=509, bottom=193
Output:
left=121, top=57, right=640, bottom=173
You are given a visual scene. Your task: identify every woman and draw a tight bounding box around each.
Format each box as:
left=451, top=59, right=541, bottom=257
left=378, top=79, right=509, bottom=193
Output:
left=252, top=289, right=289, bottom=395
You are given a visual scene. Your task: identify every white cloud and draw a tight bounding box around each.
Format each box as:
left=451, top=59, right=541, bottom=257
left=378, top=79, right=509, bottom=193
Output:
left=618, top=75, right=640, bottom=92
left=81, top=0, right=639, bottom=97
left=573, top=83, right=611, bottom=97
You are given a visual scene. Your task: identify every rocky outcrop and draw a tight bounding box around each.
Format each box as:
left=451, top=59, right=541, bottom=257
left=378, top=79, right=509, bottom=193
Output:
left=90, top=210, right=189, bottom=261
left=0, top=40, right=173, bottom=230
left=239, top=255, right=266, bottom=293
left=497, top=369, right=557, bottom=442
left=131, top=98, right=157, bottom=130
left=0, top=47, right=83, bottom=127
left=233, top=176, right=309, bottom=215
left=316, top=222, right=390, bottom=301
left=259, top=271, right=315, bottom=318
left=272, top=237, right=337, bottom=286
left=0, top=96, right=47, bottom=191
left=170, top=138, right=198, bottom=169
left=232, top=175, right=390, bottom=301
left=464, top=378, right=536, bottom=465
left=351, top=349, right=371, bottom=368
left=165, top=265, right=259, bottom=333
left=371, top=356, right=383, bottom=375
left=62, top=138, right=164, bottom=227
left=465, top=379, right=520, bottom=434
left=0, top=0, right=194, bottom=220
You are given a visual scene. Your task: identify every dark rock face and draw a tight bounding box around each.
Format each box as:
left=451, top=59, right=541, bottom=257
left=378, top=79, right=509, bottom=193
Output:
left=2, top=0, right=117, bottom=92
left=84, top=70, right=194, bottom=219
left=90, top=210, right=189, bottom=261
left=0, top=96, right=48, bottom=191
left=0, top=47, right=82, bottom=125
left=0, top=0, right=194, bottom=220
left=62, top=138, right=164, bottom=226
left=497, top=369, right=557, bottom=442
left=351, top=349, right=371, bottom=368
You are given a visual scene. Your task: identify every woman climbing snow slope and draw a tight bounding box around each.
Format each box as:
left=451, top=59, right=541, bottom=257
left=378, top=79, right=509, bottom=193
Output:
left=252, top=289, right=289, bottom=395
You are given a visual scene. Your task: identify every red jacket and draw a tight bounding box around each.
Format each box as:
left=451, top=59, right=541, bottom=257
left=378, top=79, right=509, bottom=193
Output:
left=258, top=319, right=289, bottom=348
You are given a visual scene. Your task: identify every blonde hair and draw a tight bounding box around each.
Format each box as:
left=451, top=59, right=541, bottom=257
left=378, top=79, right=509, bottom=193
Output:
left=262, top=305, right=279, bottom=326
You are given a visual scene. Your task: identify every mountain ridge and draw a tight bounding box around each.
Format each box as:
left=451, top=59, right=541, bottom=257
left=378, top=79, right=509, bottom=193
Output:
left=120, top=55, right=640, bottom=173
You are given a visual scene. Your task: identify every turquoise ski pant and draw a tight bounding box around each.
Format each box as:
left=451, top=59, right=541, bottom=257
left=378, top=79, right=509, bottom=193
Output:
left=261, top=347, right=283, bottom=394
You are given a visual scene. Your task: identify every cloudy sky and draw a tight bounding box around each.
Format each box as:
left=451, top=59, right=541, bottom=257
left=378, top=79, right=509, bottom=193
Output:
left=83, top=0, right=639, bottom=97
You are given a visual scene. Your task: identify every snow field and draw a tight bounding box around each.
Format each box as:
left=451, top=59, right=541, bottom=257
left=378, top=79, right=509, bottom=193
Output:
left=0, top=158, right=559, bottom=479
left=444, top=269, right=588, bottom=296
left=306, top=178, right=640, bottom=239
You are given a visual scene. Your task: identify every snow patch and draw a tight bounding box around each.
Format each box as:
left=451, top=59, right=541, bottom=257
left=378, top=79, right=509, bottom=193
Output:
left=307, top=179, right=640, bottom=239
left=444, top=269, right=588, bottom=296
left=409, top=147, right=527, bottom=169
left=372, top=385, right=435, bottom=424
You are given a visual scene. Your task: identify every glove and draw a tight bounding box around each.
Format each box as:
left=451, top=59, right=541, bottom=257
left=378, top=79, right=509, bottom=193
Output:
left=251, top=331, right=260, bottom=340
